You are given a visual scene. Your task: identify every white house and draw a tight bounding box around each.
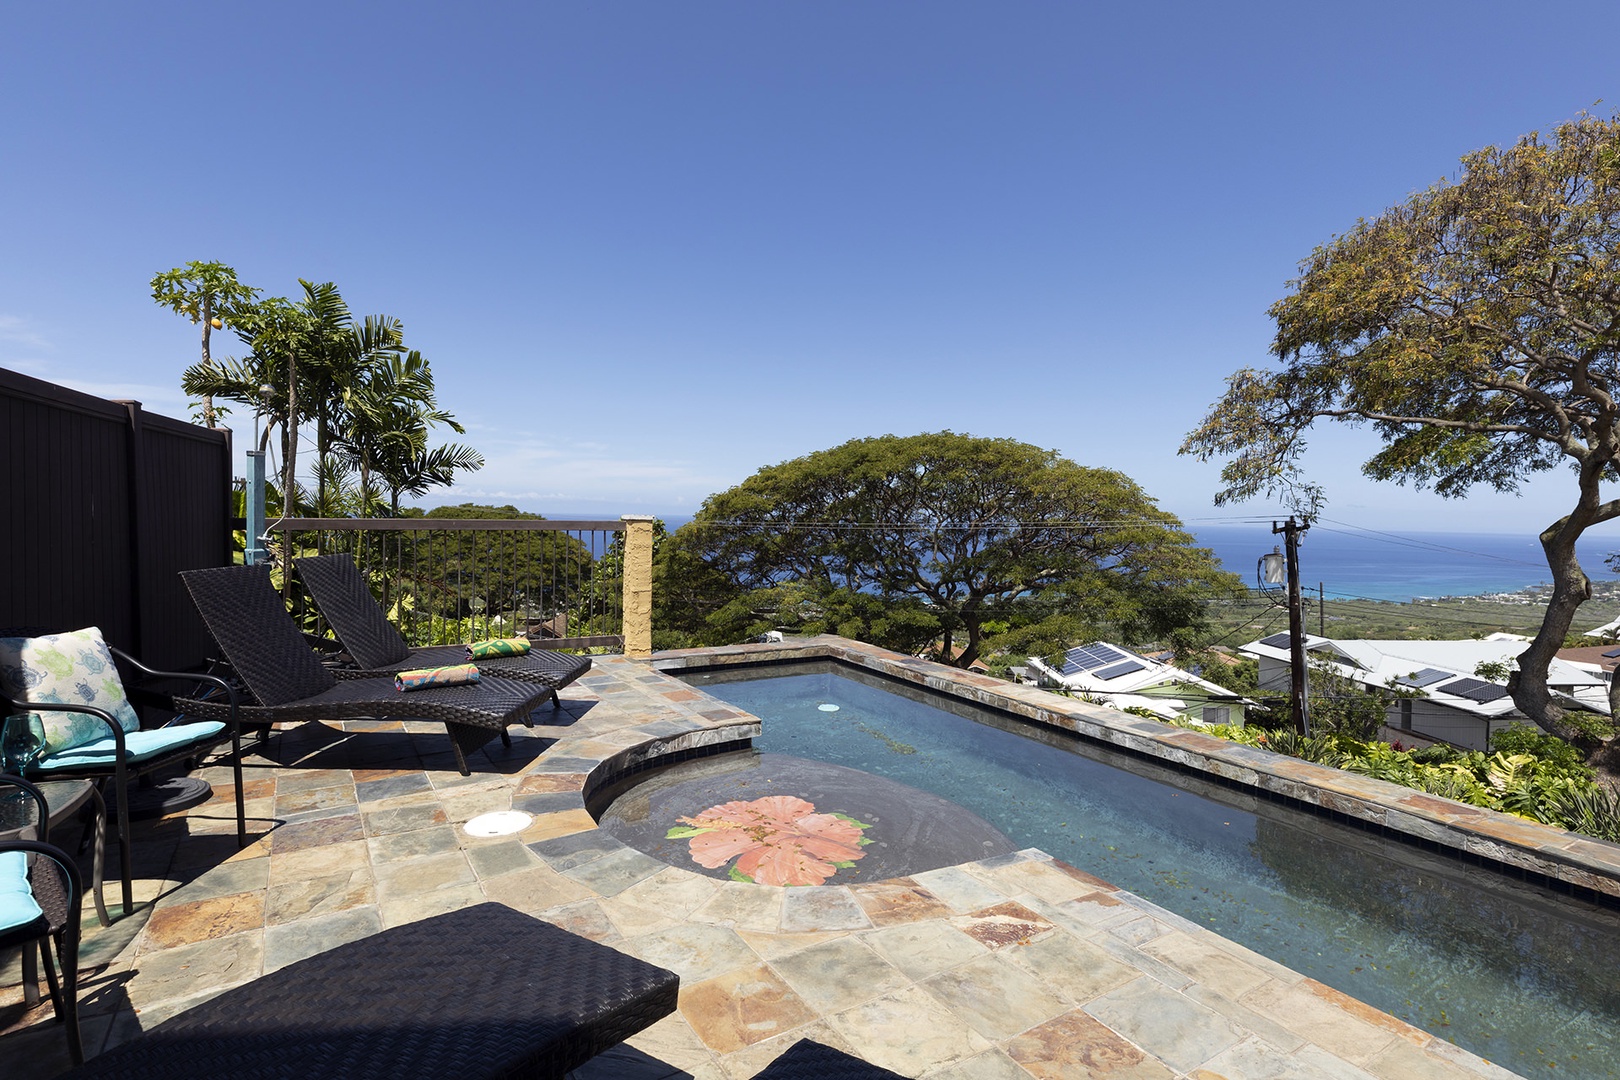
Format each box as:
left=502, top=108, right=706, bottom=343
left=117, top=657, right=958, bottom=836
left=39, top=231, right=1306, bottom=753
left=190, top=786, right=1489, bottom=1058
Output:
left=1027, top=642, right=1249, bottom=726
left=1238, top=631, right=1607, bottom=750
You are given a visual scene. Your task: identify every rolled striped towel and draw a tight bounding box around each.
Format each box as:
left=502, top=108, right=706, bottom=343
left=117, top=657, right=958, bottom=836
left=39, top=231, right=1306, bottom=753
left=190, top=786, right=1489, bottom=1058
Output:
left=467, top=637, right=531, bottom=660
left=395, top=664, right=481, bottom=692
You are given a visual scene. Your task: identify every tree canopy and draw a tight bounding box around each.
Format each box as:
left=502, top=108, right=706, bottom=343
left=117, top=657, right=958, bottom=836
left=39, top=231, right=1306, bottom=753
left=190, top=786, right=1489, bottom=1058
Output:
left=659, top=432, right=1237, bottom=666
left=1180, top=112, right=1620, bottom=740
left=170, top=268, right=479, bottom=516
left=150, top=261, right=261, bottom=428
left=408, top=504, right=594, bottom=619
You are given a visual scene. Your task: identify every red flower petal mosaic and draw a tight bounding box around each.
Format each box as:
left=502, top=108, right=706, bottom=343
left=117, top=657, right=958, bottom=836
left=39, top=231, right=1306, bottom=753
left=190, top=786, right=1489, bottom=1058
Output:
left=667, top=794, right=874, bottom=886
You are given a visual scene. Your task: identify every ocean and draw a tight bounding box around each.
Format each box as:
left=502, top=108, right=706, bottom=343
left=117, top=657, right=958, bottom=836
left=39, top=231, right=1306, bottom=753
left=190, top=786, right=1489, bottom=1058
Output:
left=651, top=514, right=1620, bottom=604
left=1192, top=523, right=1620, bottom=603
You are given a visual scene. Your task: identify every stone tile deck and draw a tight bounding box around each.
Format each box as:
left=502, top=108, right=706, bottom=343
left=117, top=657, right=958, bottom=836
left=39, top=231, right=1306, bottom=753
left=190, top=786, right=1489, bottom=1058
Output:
left=2, top=648, right=1527, bottom=1079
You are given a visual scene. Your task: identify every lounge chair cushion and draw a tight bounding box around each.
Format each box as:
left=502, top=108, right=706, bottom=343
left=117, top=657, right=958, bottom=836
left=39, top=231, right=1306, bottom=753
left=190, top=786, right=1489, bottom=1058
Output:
left=0, top=850, right=44, bottom=932
left=30, top=722, right=228, bottom=772
left=0, top=628, right=140, bottom=756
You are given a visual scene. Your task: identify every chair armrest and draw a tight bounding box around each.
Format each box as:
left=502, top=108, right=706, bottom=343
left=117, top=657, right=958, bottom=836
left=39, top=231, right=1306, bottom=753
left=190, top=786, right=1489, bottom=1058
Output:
left=0, top=695, right=129, bottom=757
left=106, top=646, right=241, bottom=718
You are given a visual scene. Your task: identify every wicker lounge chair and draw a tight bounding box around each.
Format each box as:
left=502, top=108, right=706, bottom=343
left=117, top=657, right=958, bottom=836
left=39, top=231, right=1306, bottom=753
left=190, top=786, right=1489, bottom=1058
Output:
left=1, top=802, right=85, bottom=1066
left=56, top=901, right=679, bottom=1079
left=179, top=565, right=553, bottom=776
left=294, top=554, right=591, bottom=707
left=753, top=1040, right=909, bottom=1078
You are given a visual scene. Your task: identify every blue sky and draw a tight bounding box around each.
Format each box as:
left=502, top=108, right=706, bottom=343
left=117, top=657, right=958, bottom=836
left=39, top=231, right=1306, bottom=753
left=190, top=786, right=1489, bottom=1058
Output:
left=5, top=2, right=1620, bottom=537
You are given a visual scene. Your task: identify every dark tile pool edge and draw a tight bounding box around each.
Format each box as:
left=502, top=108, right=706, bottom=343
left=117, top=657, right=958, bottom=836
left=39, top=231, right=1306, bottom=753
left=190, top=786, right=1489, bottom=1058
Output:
left=653, top=636, right=1620, bottom=907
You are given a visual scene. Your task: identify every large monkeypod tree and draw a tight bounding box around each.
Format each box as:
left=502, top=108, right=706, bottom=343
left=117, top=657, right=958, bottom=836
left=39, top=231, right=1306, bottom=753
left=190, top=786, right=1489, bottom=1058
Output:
left=1181, top=113, right=1620, bottom=741
left=660, top=431, right=1235, bottom=667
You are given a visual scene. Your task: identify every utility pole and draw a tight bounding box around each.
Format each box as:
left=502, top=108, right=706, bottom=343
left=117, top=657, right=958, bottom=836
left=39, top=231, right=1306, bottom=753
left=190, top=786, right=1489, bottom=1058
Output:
left=1274, top=516, right=1311, bottom=736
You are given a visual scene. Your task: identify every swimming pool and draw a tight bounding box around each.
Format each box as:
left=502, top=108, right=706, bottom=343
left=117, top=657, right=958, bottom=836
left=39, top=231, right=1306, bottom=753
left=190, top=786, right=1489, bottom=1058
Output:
left=673, top=660, right=1620, bottom=1080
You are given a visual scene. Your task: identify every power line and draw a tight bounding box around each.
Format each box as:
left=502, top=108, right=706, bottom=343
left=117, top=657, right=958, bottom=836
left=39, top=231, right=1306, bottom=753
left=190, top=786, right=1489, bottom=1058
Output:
left=1312, top=518, right=1548, bottom=568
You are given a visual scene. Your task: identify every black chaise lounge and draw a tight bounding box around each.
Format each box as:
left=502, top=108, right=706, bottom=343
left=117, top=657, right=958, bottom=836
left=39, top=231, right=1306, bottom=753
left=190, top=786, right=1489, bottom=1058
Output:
left=180, top=565, right=554, bottom=775
left=294, top=554, right=592, bottom=707
left=753, top=1039, right=909, bottom=1078
left=56, top=902, right=680, bottom=1080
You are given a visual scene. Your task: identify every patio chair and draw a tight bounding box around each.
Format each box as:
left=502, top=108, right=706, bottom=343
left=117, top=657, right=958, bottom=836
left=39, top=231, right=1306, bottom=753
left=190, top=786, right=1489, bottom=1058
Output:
left=179, top=565, right=554, bottom=775
left=54, top=901, right=679, bottom=1079
left=1, top=824, right=85, bottom=1066
left=0, top=628, right=244, bottom=917
left=294, top=554, right=591, bottom=707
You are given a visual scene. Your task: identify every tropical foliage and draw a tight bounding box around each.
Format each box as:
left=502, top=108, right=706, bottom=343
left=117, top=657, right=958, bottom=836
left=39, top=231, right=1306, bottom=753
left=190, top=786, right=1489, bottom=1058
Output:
left=163, top=266, right=481, bottom=517
left=1181, top=112, right=1620, bottom=742
left=1184, top=719, right=1620, bottom=841
left=400, top=504, right=595, bottom=623
left=658, top=432, right=1241, bottom=666
left=150, top=260, right=262, bottom=429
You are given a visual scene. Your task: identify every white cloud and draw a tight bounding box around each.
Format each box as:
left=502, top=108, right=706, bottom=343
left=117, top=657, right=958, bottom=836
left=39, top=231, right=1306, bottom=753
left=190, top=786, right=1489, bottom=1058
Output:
left=429, top=434, right=729, bottom=514
left=43, top=376, right=194, bottom=419
left=0, top=315, right=51, bottom=351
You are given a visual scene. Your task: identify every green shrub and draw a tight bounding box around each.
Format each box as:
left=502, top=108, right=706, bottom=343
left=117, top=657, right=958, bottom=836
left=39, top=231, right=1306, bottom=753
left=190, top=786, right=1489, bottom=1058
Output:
left=1490, top=724, right=1592, bottom=778
left=1544, top=785, right=1620, bottom=843
left=1171, top=715, right=1616, bottom=841
left=1408, top=743, right=1460, bottom=766
left=1566, top=710, right=1617, bottom=746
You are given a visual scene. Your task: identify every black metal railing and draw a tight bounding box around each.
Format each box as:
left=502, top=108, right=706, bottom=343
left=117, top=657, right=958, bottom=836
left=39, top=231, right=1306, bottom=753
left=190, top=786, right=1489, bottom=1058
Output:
left=270, top=518, right=626, bottom=652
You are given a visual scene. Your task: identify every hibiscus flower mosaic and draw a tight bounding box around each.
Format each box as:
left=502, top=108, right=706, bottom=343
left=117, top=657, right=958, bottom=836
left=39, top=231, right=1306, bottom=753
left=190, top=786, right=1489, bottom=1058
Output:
left=666, top=794, right=874, bottom=886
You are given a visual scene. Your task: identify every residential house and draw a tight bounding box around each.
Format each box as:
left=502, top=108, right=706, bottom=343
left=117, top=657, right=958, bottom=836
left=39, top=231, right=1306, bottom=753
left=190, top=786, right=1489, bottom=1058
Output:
left=1027, top=642, right=1248, bottom=725
left=1239, top=631, right=1608, bottom=750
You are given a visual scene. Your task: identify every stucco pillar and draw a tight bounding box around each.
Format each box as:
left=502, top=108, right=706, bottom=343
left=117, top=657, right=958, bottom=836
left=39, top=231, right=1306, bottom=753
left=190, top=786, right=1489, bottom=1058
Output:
left=622, top=515, right=655, bottom=658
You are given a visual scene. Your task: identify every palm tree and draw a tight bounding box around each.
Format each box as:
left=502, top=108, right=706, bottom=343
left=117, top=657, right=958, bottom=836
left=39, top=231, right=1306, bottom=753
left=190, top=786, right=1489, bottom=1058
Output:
left=293, top=281, right=407, bottom=513
left=332, top=354, right=481, bottom=514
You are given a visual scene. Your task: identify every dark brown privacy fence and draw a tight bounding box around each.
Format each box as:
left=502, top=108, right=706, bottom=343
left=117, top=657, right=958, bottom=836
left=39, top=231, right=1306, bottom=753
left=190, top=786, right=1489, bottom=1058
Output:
left=1, top=367, right=232, bottom=670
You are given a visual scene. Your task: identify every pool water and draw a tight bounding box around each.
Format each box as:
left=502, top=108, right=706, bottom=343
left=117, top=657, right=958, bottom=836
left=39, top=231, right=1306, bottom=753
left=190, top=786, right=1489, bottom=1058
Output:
left=680, top=662, right=1620, bottom=1080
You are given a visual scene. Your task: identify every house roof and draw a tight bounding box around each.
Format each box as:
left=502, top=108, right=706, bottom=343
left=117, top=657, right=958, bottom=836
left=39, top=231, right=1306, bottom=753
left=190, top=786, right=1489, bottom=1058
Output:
left=1027, top=641, right=1246, bottom=721
left=1239, top=631, right=1609, bottom=718
left=1557, top=644, right=1620, bottom=674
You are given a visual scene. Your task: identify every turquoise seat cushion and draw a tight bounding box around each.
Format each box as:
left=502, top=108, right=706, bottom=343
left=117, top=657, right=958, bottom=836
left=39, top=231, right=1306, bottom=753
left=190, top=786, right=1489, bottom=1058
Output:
left=0, top=850, right=43, bottom=933
left=31, top=721, right=227, bottom=772
left=0, top=627, right=141, bottom=756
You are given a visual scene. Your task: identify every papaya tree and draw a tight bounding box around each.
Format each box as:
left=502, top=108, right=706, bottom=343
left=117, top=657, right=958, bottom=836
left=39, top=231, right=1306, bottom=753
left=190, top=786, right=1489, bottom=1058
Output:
left=151, top=261, right=262, bottom=428
left=1180, top=112, right=1620, bottom=741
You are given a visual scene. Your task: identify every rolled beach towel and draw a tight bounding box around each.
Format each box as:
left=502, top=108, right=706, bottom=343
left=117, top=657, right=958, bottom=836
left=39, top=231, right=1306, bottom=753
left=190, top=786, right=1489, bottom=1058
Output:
left=395, top=663, right=481, bottom=692
left=467, top=637, right=531, bottom=660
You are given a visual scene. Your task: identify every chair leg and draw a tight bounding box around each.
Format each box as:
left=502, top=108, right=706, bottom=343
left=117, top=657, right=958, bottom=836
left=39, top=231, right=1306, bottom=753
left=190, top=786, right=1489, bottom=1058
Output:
left=86, top=786, right=110, bottom=928
left=20, top=938, right=40, bottom=1007
left=48, top=929, right=84, bottom=1065
left=113, top=770, right=134, bottom=917
left=230, top=725, right=247, bottom=849
left=38, top=936, right=63, bottom=1017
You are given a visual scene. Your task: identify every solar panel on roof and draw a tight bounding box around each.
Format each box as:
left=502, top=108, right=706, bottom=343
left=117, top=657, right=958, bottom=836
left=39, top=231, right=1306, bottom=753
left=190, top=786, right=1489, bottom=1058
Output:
left=1397, top=668, right=1450, bottom=688
left=1258, top=632, right=1293, bottom=650
left=1604, top=647, right=1620, bottom=659
left=1060, top=643, right=1129, bottom=675
left=1093, top=660, right=1146, bottom=681
left=1436, top=677, right=1510, bottom=704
